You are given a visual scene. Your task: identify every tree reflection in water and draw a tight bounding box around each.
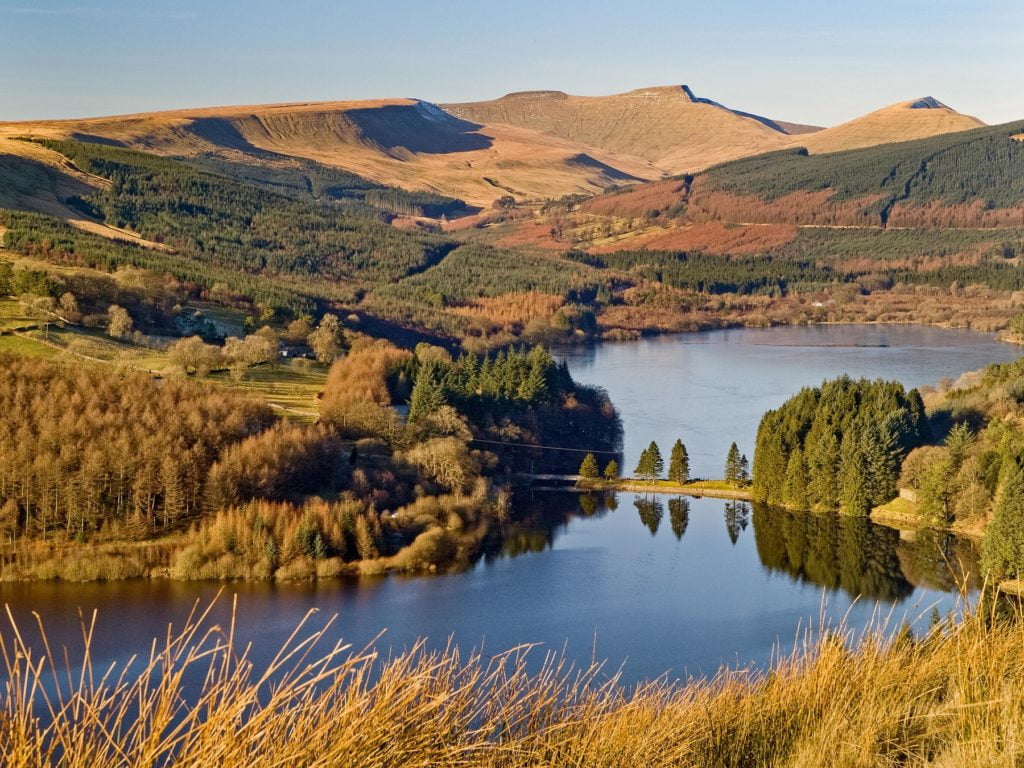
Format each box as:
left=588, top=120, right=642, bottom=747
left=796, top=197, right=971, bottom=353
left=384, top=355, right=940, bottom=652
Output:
left=752, top=504, right=979, bottom=603
left=634, top=497, right=664, bottom=535
left=725, top=501, right=751, bottom=545
left=489, top=492, right=978, bottom=605
left=668, top=497, right=690, bottom=540
left=490, top=491, right=615, bottom=560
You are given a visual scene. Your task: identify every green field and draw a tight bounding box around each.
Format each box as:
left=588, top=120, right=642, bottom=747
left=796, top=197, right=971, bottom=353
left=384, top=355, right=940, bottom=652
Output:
left=0, top=315, right=326, bottom=421
left=210, top=362, right=327, bottom=421
left=0, top=297, right=32, bottom=330
left=0, top=333, right=61, bottom=358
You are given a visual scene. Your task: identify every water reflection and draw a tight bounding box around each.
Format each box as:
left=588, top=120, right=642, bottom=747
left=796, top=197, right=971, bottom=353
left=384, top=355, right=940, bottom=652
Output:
left=668, top=498, right=689, bottom=540
left=724, top=501, right=751, bottom=545
left=500, top=491, right=978, bottom=605
left=752, top=504, right=978, bottom=602
left=491, top=491, right=615, bottom=560
left=634, top=497, right=664, bottom=535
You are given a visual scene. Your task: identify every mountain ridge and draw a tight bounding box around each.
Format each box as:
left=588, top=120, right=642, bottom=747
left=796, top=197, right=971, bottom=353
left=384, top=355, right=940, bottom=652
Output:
left=0, top=85, right=992, bottom=209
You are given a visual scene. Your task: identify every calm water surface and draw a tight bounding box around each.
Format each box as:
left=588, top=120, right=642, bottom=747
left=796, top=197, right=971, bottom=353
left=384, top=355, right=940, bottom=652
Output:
left=2, top=325, right=1019, bottom=684
left=557, top=324, right=1021, bottom=478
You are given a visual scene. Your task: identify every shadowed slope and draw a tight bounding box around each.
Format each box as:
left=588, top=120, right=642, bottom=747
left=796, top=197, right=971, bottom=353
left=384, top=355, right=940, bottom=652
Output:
left=0, top=99, right=658, bottom=207
left=0, top=91, right=996, bottom=210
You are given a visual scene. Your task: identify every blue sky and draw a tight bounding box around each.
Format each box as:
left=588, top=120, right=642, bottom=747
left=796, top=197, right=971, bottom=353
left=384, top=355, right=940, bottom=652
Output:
left=1, top=0, right=1021, bottom=125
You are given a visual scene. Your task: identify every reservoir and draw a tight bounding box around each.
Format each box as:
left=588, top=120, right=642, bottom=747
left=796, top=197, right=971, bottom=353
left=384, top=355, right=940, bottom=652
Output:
left=2, top=325, right=1018, bottom=683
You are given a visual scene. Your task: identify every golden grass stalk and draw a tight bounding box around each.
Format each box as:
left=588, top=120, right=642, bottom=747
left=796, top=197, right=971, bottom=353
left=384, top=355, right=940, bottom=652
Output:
left=2, top=594, right=1024, bottom=766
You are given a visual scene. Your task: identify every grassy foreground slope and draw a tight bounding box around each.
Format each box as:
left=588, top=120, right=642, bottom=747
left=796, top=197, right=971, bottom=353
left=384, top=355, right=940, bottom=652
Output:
left=2, top=603, right=1023, bottom=766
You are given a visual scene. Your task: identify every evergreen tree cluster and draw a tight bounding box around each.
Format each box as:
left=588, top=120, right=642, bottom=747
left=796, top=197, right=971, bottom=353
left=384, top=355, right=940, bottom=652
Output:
left=406, top=346, right=622, bottom=474
left=184, top=154, right=468, bottom=218
left=576, top=248, right=835, bottom=297
left=724, top=442, right=749, bottom=485
left=32, top=140, right=456, bottom=306
left=630, top=438, right=692, bottom=483
left=0, top=210, right=313, bottom=316
left=981, top=465, right=1024, bottom=580
left=702, top=119, right=1024, bottom=213
left=408, top=345, right=564, bottom=421
left=753, top=377, right=929, bottom=515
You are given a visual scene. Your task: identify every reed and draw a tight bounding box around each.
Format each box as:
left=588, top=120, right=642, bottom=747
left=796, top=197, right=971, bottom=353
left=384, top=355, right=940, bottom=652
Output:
left=2, top=596, right=1023, bottom=766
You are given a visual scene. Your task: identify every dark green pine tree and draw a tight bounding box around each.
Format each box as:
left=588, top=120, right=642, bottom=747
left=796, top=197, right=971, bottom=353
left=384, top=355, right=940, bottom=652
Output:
left=408, top=361, right=447, bottom=421
left=725, top=442, right=742, bottom=484
left=668, top=497, right=690, bottom=540
left=634, top=446, right=652, bottom=479
left=739, top=454, right=750, bottom=485
left=862, top=418, right=900, bottom=506
left=578, top=452, right=599, bottom=479
left=668, top=439, right=689, bottom=484
left=982, top=465, right=1024, bottom=579
left=635, top=441, right=663, bottom=481
left=944, top=422, right=975, bottom=467
left=648, top=441, right=664, bottom=480
left=752, top=412, right=787, bottom=503
left=517, top=346, right=552, bottom=402
left=839, top=427, right=871, bottom=516
left=805, top=426, right=841, bottom=509
left=783, top=447, right=810, bottom=510
left=478, top=355, right=495, bottom=397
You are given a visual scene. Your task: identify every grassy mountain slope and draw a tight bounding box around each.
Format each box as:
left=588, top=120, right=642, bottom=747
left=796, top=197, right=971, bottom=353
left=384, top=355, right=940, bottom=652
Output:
left=1, top=89, right=989, bottom=211
left=444, top=85, right=795, bottom=173
left=795, top=97, right=984, bottom=154
left=0, top=99, right=656, bottom=207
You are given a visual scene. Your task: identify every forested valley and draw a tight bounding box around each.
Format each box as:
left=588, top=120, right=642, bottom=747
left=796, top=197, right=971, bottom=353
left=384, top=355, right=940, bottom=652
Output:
left=0, top=341, right=620, bottom=581
left=3, top=119, right=1024, bottom=586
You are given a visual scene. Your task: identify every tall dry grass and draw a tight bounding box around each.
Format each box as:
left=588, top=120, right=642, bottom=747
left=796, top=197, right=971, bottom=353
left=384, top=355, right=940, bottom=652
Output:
left=2, top=596, right=1024, bottom=766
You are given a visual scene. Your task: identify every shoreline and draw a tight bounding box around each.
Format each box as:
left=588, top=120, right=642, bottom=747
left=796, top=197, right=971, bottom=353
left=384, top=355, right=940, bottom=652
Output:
left=575, top=478, right=753, bottom=501
left=592, top=318, right=1017, bottom=346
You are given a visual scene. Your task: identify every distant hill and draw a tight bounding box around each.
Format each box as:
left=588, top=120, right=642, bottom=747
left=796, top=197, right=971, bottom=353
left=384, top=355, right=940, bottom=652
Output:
left=794, top=97, right=984, bottom=154
left=0, top=99, right=656, bottom=208
left=444, top=85, right=809, bottom=174
left=0, top=87, right=995, bottom=213
left=581, top=118, right=1024, bottom=229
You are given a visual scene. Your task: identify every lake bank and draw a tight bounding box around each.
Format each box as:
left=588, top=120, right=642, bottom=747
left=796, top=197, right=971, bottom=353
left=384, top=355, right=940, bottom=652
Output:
left=576, top=477, right=753, bottom=500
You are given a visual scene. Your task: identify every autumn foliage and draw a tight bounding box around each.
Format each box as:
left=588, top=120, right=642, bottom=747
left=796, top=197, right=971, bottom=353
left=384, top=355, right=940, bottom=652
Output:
left=0, top=355, right=274, bottom=540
